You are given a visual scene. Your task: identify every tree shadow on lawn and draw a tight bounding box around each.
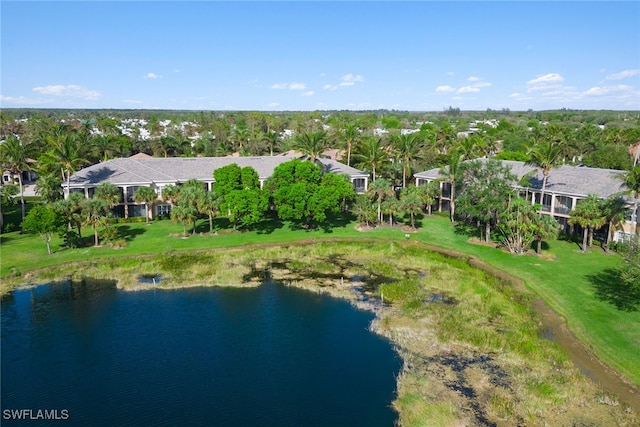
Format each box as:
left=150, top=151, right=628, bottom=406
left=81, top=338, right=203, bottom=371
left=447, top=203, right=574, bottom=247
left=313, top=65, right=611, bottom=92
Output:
left=254, top=217, right=284, bottom=235
left=318, top=213, right=356, bottom=233
left=587, top=268, right=640, bottom=312
left=116, top=225, right=147, bottom=242
left=454, top=222, right=481, bottom=239
left=286, top=213, right=355, bottom=233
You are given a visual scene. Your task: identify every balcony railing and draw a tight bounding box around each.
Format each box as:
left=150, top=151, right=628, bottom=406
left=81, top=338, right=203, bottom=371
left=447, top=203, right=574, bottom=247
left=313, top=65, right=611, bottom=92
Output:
left=554, top=206, right=571, bottom=215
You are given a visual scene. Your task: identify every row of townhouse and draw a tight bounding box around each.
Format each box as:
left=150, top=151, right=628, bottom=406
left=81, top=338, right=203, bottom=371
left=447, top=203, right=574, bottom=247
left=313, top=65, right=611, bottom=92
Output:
left=414, top=159, right=637, bottom=242
left=65, top=153, right=369, bottom=219
left=62, top=154, right=636, bottom=241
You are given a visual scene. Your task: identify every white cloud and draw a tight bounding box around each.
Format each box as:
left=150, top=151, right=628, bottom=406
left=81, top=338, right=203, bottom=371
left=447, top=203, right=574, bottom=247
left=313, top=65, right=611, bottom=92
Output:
left=583, top=85, right=634, bottom=96
left=338, top=74, right=364, bottom=87
left=301, top=91, right=314, bottom=97
left=144, top=72, right=163, bottom=79
left=321, top=73, right=364, bottom=91
left=271, top=82, right=306, bottom=90
left=457, top=86, right=480, bottom=94
left=526, top=73, right=564, bottom=92
left=32, top=84, right=100, bottom=100
left=467, top=76, right=481, bottom=82
left=267, top=102, right=280, bottom=108
left=473, top=82, right=492, bottom=88
left=0, top=94, right=49, bottom=105
left=605, top=69, right=640, bottom=80
left=435, top=85, right=455, bottom=93
left=341, top=73, right=364, bottom=83
left=527, top=73, right=564, bottom=85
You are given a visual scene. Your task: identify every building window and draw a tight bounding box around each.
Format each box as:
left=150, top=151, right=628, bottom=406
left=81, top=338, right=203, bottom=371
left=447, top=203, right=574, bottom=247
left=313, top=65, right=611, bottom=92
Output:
left=156, top=204, right=172, bottom=217
left=627, top=206, right=638, bottom=223
left=554, top=196, right=572, bottom=215
left=127, top=186, right=140, bottom=203
left=111, top=205, right=125, bottom=219
left=535, top=193, right=552, bottom=212
left=353, top=178, right=366, bottom=193
left=441, top=183, right=451, bottom=199
left=128, top=204, right=146, bottom=218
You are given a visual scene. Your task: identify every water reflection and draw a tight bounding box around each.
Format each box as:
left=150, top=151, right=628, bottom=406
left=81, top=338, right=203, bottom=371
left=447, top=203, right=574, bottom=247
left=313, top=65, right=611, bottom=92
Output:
left=1, top=279, right=401, bottom=426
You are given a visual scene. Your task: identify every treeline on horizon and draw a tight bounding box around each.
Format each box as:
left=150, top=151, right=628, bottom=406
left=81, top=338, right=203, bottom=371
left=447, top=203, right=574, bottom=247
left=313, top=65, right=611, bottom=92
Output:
left=2, top=106, right=639, bottom=174
left=3, top=107, right=640, bottom=125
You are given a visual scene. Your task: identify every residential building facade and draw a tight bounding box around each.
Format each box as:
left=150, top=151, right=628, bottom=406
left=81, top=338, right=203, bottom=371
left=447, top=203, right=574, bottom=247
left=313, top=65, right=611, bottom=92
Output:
left=65, top=154, right=369, bottom=219
left=414, top=159, right=637, bottom=242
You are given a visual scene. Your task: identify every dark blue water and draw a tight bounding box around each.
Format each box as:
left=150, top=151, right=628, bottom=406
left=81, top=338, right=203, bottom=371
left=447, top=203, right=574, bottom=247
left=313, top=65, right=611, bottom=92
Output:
left=1, top=279, right=401, bottom=426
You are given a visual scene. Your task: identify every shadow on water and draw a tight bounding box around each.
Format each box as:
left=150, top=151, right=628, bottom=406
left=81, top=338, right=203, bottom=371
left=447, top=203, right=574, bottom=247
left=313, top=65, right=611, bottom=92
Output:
left=137, top=274, right=163, bottom=285
left=586, top=268, right=640, bottom=312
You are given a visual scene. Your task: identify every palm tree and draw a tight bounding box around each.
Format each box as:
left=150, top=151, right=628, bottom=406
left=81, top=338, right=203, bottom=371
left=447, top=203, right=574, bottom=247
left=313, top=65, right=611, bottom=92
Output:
left=381, top=197, right=400, bottom=227
left=34, top=173, right=63, bottom=204
left=197, top=191, right=220, bottom=234
left=418, top=180, right=440, bottom=215
left=600, top=197, right=629, bottom=252
left=83, top=198, right=109, bottom=246
left=44, top=133, right=89, bottom=198
left=399, top=186, right=423, bottom=229
left=0, top=136, right=35, bottom=231
left=94, top=182, right=122, bottom=209
left=391, top=133, right=424, bottom=189
left=569, top=195, right=607, bottom=253
left=617, top=165, right=640, bottom=237
left=367, top=178, right=393, bottom=224
left=456, top=136, right=481, bottom=160
left=293, top=130, right=329, bottom=164
left=341, top=122, right=360, bottom=167
left=533, top=214, right=559, bottom=255
left=180, top=180, right=207, bottom=234
left=171, top=203, right=198, bottom=237
left=231, top=127, right=251, bottom=154
left=161, top=184, right=182, bottom=205
left=261, top=130, right=281, bottom=157
left=526, top=140, right=562, bottom=213
left=133, top=186, right=158, bottom=225
left=440, top=151, right=465, bottom=223
left=435, top=123, right=456, bottom=155
left=351, top=194, right=376, bottom=227
left=353, top=136, right=388, bottom=182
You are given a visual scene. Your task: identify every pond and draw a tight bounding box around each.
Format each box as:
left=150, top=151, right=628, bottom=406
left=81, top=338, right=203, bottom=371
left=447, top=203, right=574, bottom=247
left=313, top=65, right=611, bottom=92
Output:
left=1, top=279, right=401, bottom=426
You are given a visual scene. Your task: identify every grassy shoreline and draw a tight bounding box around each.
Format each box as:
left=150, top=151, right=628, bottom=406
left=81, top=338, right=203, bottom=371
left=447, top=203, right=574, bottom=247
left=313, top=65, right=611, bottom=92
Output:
left=7, top=240, right=637, bottom=425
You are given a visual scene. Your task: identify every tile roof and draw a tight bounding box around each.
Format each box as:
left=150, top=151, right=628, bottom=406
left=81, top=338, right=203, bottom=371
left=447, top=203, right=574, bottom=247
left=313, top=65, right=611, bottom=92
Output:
left=68, top=156, right=368, bottom=187
left=414, top=159, right=630, bottom=200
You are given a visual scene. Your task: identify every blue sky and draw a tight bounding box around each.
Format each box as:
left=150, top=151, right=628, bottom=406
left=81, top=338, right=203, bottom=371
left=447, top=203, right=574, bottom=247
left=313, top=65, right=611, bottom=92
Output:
left=2, top=1, right=639, bottom=111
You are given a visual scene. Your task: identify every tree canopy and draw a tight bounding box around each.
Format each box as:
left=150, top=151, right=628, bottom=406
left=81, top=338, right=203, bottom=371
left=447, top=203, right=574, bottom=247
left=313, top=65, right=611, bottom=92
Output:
left=268, top=159, right=354, bottom=226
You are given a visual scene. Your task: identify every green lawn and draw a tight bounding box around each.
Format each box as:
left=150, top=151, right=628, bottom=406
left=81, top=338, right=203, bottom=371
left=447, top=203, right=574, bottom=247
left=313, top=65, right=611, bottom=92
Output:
left=1, top=213, right=638, bottom=385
